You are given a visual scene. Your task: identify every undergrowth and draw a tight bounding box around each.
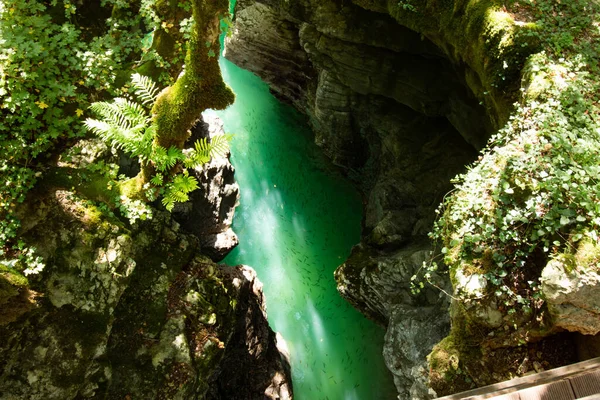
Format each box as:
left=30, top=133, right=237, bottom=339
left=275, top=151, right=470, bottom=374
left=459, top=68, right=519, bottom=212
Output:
left=415, top=0, right=600, bottom=314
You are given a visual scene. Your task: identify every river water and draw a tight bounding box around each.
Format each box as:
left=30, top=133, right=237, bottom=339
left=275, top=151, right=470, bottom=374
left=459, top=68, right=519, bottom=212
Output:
left=206, top=57, right=396, bottom=399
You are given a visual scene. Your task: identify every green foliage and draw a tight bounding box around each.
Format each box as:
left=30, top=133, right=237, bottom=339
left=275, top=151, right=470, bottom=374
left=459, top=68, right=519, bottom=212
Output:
left=0, top=0, right=151, bottom=273
left=85, top=73, right=232, bottom=212
left=184, top=134, right=232, bottom=168
left=418, top=0, right=600, bottom=313
left=84, top=73, right=158, bottom=162
left=131, top=73, right=161, bottom=107
left=397, top=0, right=417, bottom=12
left=161, top=170, right=199, bottom=211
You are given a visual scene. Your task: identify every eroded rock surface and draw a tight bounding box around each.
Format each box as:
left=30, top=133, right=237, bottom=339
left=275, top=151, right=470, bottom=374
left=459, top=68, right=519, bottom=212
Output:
left=0, top=141, right=290, bottom=399
left=226, top=2, right=478, bottom=395
left=173, top=114, right=240, bottom=261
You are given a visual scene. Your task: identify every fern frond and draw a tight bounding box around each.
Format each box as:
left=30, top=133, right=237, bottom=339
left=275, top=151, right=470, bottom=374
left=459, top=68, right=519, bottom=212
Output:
left=136, top=124, right=156, bottom=161
left=207, top=134, right=232, bottom=158
left=185, top=134, right=232, bottom=168
left=153, top=146, right=184, bottom=172
left=113, top=98, right=148, bottom=127
left=173, top=173, right=199, bottom=193
left=89, top=98, right=147, bottom=132
left=151, top=173, right=164, bottom=186
left=194, top=137, right=211, bottom=159
left=167, top=146, right=184, bottom=161
left=131, top=73, right=160, bottom=107
left=162, top=193, right=176, bottom=211
left=85, top=118, right=131, bottom=151
left=84, top=119, right=112, bottom=136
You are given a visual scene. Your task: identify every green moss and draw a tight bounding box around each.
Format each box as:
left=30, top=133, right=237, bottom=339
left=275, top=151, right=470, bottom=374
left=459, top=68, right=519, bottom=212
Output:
left=152, top=0, right=234, bottom=150
left=575, top=238, right=600, bottom=271
left=428, top=303, right=482, bottom=395
left=118, top=175, right=146, bottom=201
left=382, top=0, right=541, bottom=129
left=0, top=264, right=28, bottom=289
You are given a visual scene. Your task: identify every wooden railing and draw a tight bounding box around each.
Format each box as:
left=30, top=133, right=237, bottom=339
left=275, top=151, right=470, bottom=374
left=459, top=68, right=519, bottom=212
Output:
left=436, top=357, right=600, bottom=400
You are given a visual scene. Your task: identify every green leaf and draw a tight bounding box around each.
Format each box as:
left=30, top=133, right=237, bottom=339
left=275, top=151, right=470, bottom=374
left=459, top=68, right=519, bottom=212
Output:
left=131, top=73, right=160, bottom=106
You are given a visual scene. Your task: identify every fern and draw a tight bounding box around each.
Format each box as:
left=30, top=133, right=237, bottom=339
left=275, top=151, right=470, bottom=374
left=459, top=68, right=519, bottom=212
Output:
left=85, top=94, right=155, bottom=161
left=131, top=73, right=160, bottom=107
left=184, top=134, right=232, bottom=168
left=151, top=173, right=164, bottom=186
left=154, top=146, right=185, bottom=172
left=85, top=74, right=233, bottom=213
left=162, top=171, right=199, bottom=211
left=89, top=99, right=147, bottom=131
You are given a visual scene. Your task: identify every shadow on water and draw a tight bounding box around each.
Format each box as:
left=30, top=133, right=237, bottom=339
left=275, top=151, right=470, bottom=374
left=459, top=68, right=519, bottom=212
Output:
left=207, top=58, right=397, bottom=399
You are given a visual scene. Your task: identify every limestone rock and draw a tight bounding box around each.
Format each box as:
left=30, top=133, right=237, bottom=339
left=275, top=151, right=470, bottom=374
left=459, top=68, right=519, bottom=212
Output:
left=335, top=241, right=451, bottom=396
left=225, top=2, right=316, bottom=112
left=0, top=188, right=291, bottom=399
left=173, top=114, right=240, bottom=261
left=541, top=253, right=600, bottom=335
left=384, top=305, right=449, bottom=400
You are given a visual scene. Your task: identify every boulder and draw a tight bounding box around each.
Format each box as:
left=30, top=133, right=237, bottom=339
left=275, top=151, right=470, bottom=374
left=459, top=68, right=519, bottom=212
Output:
left=541, top=239, right=600, bottom=335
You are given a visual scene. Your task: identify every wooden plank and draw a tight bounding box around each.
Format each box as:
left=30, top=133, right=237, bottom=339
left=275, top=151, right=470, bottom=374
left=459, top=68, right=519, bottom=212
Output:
left=518, top=380, right=575, bottom=400
left=569, top=370, right=600, bottom=397
left=436, top=357, right=600, bottom=400
left=489, top=392, right=521, bottom=400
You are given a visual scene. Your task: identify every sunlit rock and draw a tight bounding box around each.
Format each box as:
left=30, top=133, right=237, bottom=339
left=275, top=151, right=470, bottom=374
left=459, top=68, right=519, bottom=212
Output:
left=173, top=114, right=240, bottom=261
left=541, top=241, right=600, bottom=335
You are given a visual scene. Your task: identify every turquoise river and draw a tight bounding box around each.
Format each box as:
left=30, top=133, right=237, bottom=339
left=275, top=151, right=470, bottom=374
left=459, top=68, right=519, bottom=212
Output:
left=205, top=57, right=397, bottom=399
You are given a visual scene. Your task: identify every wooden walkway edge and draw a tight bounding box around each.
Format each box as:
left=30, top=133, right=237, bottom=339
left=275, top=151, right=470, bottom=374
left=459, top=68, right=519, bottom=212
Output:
left=436, top=357, right=600, bottom=400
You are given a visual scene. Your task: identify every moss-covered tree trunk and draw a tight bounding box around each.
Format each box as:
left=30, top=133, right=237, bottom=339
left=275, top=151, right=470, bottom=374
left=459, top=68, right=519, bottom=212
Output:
left=151, top=0, right=235, bottom=151
left=124, top=0, right=234, bottom=193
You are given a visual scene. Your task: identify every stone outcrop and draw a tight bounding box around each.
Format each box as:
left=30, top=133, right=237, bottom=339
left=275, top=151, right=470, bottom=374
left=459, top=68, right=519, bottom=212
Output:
left=540, top=239, right=600, bottom=336
left=173, top=115, right=240, bottom=261
left=0, top=136, right=291, bottom=399
left=335, top=241, right=450, bottom=397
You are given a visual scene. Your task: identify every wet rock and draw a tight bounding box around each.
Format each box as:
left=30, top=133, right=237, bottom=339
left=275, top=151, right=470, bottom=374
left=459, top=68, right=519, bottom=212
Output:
left=335, top=241, right=451, bottom=396
left=173, top=114, right=240, bottom=261
left=225, top=2, right=316, bottom=112
left=205, top=266, right=293, bottom=400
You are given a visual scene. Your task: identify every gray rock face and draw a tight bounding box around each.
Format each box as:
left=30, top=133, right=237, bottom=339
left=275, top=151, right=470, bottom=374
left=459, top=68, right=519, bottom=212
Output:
left=541, top=258, right=600, bottom=335
left=335, top=241, right=450, bottom=398
left=227, top=1, right=492, bottom=155
left=1, top=153, right=290, bottom=399
left=173, top=114, right=240, bottom=261
left=384, top=305, right=449, bottom=399
left=224, top=2, right=316, bottom=112
left=225, top=0, right=481, bottom=396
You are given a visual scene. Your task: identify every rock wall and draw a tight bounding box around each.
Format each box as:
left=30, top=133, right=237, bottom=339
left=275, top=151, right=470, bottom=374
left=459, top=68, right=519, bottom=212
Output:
left=225, top=0, right=483, bottom=397
left=225, top=0, right=600, bottom=398
left=0, top=118, right=291, bottom=399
